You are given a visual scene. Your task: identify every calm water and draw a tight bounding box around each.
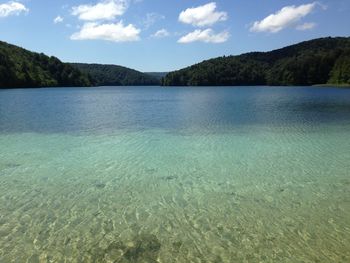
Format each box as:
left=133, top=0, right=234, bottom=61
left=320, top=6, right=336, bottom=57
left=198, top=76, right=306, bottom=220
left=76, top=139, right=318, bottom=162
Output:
left=0, top=86, right=349, bottom=262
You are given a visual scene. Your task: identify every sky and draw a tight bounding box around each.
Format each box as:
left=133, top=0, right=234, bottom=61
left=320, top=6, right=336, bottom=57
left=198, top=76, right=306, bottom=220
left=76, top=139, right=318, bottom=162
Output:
left=0, top=0, right=349, bottom=72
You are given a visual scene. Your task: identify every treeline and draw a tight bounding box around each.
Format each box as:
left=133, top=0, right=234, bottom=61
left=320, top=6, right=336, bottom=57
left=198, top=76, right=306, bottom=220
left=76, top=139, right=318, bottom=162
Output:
left=162, top=37, right=350, bottom=86
left=2, top=37, right=349, bottom=88
left=70, top=63, right=159, bottom=86
left=0, top=40, right=160, bottom=89
left=0, top=41, right=92, bottom=88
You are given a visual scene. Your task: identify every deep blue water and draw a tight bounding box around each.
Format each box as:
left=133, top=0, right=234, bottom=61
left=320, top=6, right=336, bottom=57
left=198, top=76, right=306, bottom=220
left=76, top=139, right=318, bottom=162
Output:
left=1, top=86, right=350, bottom=134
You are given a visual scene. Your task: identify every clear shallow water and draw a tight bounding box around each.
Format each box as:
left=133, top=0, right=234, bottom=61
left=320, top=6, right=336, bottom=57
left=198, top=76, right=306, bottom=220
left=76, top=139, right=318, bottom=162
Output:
left=0, top=86, right=349, bottom=262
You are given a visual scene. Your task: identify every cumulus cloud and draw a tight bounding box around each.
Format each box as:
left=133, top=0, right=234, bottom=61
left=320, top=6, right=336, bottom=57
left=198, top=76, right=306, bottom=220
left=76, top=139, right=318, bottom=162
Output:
left=179, top=2, right=227, bottom=27
left=178, top=29, right=229, bottom=44
left=151, top=29, right=170, bottom=38
left=0, top=1, right=28, bottom=17
left=70, top=21, right=140, bottom=42
left=54, top=16, right=64, bottom=24
left=296, top=22, right=316, bottom=30
left=71, top=0, right=127, bottom=21
left=250, top=2, right=318, bottom=33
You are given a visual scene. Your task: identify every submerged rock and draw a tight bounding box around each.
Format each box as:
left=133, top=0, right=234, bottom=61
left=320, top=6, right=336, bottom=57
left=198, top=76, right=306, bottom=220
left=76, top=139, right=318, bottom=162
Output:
left=122, top=234, right=161, bottom=262
left=94, top=182, right=106, bottom=189
left=5, top=163, right=21, bottom=168
left=89, top=234, right=161, bottom=263
left=163, top=175, right=177, bottom=181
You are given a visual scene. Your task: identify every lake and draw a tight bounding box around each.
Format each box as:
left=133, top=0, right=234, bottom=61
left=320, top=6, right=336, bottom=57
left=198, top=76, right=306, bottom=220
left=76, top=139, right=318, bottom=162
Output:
left=0, top=86, right=349, bottom=262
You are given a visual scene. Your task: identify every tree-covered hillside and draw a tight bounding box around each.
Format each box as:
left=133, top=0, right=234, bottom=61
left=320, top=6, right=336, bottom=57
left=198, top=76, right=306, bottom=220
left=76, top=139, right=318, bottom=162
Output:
left=0, top=41, right=92, bottom=88
left=162, top=37, right=350, bottom=86
left=71, top=63, right=160, bottom=86
left=145, top=72, right=168, bottom=80
left=0, top=40, right=159, bottom=88
left=2, top=37, right=350, bottom=89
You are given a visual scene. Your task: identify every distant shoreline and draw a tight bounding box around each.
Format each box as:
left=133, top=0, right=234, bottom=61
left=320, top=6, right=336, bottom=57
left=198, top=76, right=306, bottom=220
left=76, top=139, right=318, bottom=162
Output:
left=312, top=84, right=350, bottom=88
left=2, top=84, right=350, bottom=90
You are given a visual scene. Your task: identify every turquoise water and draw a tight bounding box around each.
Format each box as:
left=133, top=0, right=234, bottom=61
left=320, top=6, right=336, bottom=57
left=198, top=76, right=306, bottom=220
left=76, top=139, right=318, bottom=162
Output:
left=0, top=86, right=349, bottom=262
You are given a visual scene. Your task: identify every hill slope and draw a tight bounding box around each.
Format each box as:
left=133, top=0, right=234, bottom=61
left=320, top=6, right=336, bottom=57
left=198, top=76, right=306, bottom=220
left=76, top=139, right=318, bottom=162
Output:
left=145, top=72, right=168, bottom=80
left=0, top=41, right=92, bottom=88
left=162, top=37, right=350, bottom=86
left=0, top=40, right=159, bottom=88
left=70, top=63, right=159, bottom=86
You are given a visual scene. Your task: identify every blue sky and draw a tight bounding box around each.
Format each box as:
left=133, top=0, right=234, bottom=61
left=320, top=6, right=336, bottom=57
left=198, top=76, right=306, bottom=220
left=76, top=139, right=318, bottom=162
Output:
left=0, top=0, right=349, bottom=72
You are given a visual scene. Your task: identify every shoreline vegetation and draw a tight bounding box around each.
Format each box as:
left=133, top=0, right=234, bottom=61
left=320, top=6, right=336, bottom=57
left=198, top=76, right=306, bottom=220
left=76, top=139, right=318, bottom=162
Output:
left=162, top=37, right=350, bottom=87
left=313, top=83, right=350, bottom=88
left=0, top=37, right=349, bottom=89
left=70, top=63, right=159, bottom=86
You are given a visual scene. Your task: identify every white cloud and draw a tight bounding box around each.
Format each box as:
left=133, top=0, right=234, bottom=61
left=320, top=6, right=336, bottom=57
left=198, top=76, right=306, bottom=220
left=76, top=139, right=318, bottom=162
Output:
left=151, top=29, right=170, bottom=38
left=54, top=15, right=64, bottom=24
left=296, top=22, right=316, bottom=30
left=250, top=2, right=318, bottom=33
left=179, top=2, right=227, bottom=27
left=178, top=28, right=229, bottom=44
left=71, top=0, right=127, bottom=21
left=0, top=1, right=28, bottom=17
left=143, top=12, right=165, bottom=29
left=70, top=21, right=140, bottom=42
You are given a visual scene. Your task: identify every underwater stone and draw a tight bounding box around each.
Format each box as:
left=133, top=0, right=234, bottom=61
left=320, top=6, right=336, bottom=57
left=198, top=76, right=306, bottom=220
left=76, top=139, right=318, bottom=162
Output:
left=94, top=182, right=106, bottom=189
left=123, top=234, right=161, bottom=262
left=163, top=175, right=177, bottom=181
left=90, top=234, right=161, bottom=263
left=103, top=219, right=114, bottom=233
left=5, top=163, right=21, bottom=168
left=172, top=241, right=183, bottom=253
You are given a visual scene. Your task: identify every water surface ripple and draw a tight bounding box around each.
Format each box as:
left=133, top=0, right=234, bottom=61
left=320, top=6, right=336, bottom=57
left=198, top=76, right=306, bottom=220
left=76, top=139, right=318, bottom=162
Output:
left=0, top=86, right=349, bottom=262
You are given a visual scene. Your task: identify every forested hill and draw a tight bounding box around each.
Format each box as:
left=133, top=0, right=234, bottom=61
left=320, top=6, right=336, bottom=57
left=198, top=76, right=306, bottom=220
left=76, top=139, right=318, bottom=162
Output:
left=2, top=37, right=350, bottom=88
left=0, top=41, right=92, bottom=88
left=70, top=63, right=159, bottom=86
left=145, top=72, right=168, bottom=80
left=0, top=40, right=159, bottom=88
left=162, top=37, right=350, bottom=86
